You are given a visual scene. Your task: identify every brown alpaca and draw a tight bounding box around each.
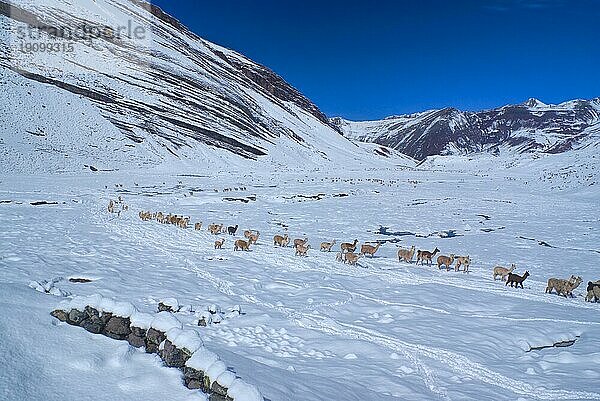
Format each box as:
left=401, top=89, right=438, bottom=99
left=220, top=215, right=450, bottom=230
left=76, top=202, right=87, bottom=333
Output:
left=360, top=243, right=381, bottom=257
left=417, top=247, right=440, bottom=265
left=194, top=222, right=202, bottom=231
left=244, top=230, right=255, bottom=239
left=454, top=256, right=471, bottom=272
left=344, top=252, right=362, bottom=265
left=273, top=234, right=290, bottom=247
left=397, top=245, right=415, bottom=263
left=506, top=271, right=530, bottom=288
left=214, top=239, right=225, bottom=249
left=294, top=237, right=308, bottom=248
left=295, top=243, right=310, bottom=257
left=320, top=240, right=336, bottom=252
left=234, top=239, right=251, bottom=251
left=437, top=254, right=455, bottom=271
left=340, top=239, right=358, bottom=253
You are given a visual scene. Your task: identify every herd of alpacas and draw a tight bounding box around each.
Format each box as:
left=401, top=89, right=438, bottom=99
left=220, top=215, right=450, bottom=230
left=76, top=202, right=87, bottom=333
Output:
left=132, top=202, right=600, bottom=303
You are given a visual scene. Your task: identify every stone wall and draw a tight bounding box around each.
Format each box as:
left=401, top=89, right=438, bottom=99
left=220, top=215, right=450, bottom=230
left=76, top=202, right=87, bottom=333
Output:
left=51, top=295, right=263, bottom=401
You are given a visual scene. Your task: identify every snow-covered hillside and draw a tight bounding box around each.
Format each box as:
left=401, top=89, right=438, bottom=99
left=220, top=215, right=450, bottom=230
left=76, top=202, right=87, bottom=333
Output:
left=332, top=98, right=600, bottom=160
left=0, top=0, right=410, bottom=173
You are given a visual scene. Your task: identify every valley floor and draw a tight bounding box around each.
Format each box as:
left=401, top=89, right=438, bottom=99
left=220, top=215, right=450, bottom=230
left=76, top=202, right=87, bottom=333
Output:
left=1, top=163, right=599, bottom=401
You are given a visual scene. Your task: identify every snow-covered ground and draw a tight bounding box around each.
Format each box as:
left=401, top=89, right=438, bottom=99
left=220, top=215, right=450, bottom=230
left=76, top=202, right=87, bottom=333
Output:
left=1, top=156, right=599, bottom=401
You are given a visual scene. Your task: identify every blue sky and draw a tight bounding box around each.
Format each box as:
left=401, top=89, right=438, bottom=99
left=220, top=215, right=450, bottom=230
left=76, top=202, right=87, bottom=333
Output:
left=152, top=0, right=600, bottom=120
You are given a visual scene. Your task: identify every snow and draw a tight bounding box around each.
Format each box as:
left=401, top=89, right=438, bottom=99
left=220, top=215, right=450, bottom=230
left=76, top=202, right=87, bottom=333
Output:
left=169, top=329, right=204, bottom=353
left=2, top=158, right=599, bottom=400
left=151, top=311, right=183, bottom=333
left=130, top=311, right=154, bottom=330
left=227, top=379, right=264, bottom=401
left=186, top=348, right=219, bottom=372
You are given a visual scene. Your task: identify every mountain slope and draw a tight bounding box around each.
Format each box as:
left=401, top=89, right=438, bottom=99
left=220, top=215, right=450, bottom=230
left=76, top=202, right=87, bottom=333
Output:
left=0, top=0, right=406, bottom=173
left=332, top=98, right=600, bottom=160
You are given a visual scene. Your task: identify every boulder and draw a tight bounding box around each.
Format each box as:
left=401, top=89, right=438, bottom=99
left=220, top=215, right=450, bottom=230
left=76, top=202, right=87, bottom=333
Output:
left=211, top=381, right=229, bottom=397
left=67, top=309, right=87, bottom=326
left=182, top=367, right=205, bottom=390
left=145, top=328, right=166, bottom=354
left=102, top=316, right=131, bottom=340
left=159, top=339, right=190, bottom=368
left=50, top=309, right=68, bottom=322
left=80, top=314, right=105, bottom=334
left=157, top=302, right=175, bottom=313
left=127, top=326, right=147, bottom=348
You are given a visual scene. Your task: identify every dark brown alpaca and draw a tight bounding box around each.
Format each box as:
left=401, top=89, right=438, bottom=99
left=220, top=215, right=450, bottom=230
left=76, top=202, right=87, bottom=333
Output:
left=417, top=247, right=440, bottom=265
left=506, top=271, right=530, bottom=288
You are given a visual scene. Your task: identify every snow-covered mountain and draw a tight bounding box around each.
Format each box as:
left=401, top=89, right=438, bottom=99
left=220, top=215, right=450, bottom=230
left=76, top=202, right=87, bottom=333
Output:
left=0, top=0, right=412, bottom=173
left=332, top=98, right=600, bottom=160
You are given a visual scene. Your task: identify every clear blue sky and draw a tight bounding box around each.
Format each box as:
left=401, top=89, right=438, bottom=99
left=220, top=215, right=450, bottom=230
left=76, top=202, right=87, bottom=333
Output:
left=152, top=0, right=600, bottom=120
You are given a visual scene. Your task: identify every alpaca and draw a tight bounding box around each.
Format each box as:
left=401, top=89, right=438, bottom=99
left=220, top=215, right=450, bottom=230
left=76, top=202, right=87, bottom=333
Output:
left=344, top=252, right=362, bottom=265
left=214, top=239, right=225, bottom=249
left=295, top=243, right=310, bottom=257
left=234, top=239, right=251, bottom=251
left=336, top=252, right=345, bottom=263
left=294, top=237, right=308, bottom=248
left=437, top=254, right=455, bottom=271
left=454, top=256, right=471, bottom=272
left=320, top=240, right=336, bottom=252
left=340, top=239, right=358, bottom=253
left=273, top=234, right=290, bottom=247
left=107, top=199, right=115, bottom=213
left=247, top=231, right=260, bottom=245
left=194, top=222, right=202, bottom=231
left=506, top=271, right=530, bottom=288
left=417, top=247, right=440, bottom=265
left=585, top=281, right=600, bottom=302
left=227, top=225, right=238, bottom=235
left=397, top=245, right=416, bottom=263
left=493, top=264, right=516, bottom=281
left=360, top=242, right=381, bottom=257
left=546, top=275, right=582, bottom=297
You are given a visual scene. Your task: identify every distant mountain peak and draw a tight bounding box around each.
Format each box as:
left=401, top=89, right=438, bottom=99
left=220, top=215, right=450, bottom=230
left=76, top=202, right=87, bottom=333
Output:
left=332, top=98, right=600, bottom=160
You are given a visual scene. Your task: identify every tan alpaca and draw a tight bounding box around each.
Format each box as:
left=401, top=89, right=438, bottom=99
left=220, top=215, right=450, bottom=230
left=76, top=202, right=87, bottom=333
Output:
left=234, top=239, right=251, bottom=251
left=344, top=252, right=362, bottom=265
left=247, top=231, right=260, bottom=245
left=437, top=254, right=455, bottom=271
left=293, top=237, right=308, bottom=248
left=214, top=239, right=225, bottom=249
left=417, top=247, right=440, bottom=265
left=546, top=275, right=582, bottom=297
left=295, top=243, right=310, bottom=257
left=194, top=222, right=202, bottom=231
left=454, top=256, right=471, bottom=272
left=273, top=234, right=290, bottom=247
left=397, top=245, right=416, bottom=263
left=340, top=239, right=358, bottom=253
left=244, top=230, right=255, bottom=239
left=320, top=240, right=336, bottom=252
left=360, top=243, right=381, bottom=257
left=209, top=224, right=223, bottom=235
left=493, top=264, right=515, bottom=281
